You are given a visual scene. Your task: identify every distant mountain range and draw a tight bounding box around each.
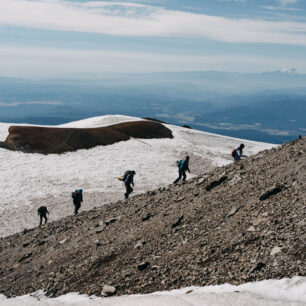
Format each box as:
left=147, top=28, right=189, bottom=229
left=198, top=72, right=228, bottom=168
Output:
left=0, top=70, right=305, bottom=144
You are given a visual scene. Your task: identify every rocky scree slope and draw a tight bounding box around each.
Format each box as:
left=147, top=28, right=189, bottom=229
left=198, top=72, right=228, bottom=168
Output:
left=0, top=138, right=305, bottom=298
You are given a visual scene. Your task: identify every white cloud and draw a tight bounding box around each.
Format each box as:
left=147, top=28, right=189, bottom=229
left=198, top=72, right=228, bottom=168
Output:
left=0, top=101, right=62, bottom=107
left=0, top=0, right=306, bottom=46
left=277, top=0, right=299, bottom=6
left=261, top=5, right=302, bottom=11
left=218, top=0, right=246, bottom=2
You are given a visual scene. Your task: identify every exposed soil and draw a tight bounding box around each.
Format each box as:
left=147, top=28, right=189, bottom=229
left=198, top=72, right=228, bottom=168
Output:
left=0, top=137, right=305, bottom=298
left=0, top=120, right=173, bottom=154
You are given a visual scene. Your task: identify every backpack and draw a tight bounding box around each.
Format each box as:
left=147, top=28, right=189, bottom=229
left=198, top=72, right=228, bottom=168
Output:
left=123, top=170, right=132, bottom=181
left=78, top=189, right=83, bottom=202
left=176, top=160, right=183, bottom=167
left=38, top=206, right=47, bottom=214
left=231, top=149, right=237, bottom=157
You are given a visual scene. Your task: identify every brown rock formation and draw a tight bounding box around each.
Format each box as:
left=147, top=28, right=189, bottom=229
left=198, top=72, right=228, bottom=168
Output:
left=0, top=120, right=173, bottom=154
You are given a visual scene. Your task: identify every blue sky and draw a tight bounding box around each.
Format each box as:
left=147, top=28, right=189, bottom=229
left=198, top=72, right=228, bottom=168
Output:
left=0, top=0, right=306, bottom=78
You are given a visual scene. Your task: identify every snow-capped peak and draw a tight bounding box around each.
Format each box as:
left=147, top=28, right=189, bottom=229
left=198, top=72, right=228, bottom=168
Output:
left=280, top=66, right=297, bottom=75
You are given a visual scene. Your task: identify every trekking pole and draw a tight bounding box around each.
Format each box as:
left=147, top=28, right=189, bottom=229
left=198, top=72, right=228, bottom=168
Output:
left=130, top=137, right=152, bottom=147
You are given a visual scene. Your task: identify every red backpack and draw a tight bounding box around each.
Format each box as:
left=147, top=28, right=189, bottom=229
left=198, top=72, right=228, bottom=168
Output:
left=231, top=149, right=237, bottom=157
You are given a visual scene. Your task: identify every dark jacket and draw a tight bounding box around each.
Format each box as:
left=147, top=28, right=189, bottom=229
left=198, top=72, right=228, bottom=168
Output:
left=38, top=206, right=49, bottom=215
left=125, top=173, right=134, bottom=185
left=72, top=191, right=83, bottom=204
left=234, top=147, right=245, bottom=160
left=179, top=159, right=190, bottom=172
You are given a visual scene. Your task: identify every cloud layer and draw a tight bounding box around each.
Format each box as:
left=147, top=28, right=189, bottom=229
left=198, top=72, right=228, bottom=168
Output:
left=0, top=0, right=306, bottom=46
left=1, top=46, right=305, bottom=78
left=277, top=0, right=299, bottom=6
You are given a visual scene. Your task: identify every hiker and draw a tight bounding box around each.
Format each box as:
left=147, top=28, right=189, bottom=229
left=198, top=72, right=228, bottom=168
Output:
left=232, top=143, right=246, bottom=161
left=173, top=156, right=190, bottom=184
left=72, top=189, right=83, bottom=215
left=37, top=206, right=49, bottom=226
left=123, top=170, right=136, bottom=199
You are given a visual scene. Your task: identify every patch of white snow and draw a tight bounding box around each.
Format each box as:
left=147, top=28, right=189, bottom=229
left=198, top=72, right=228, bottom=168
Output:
left=0, top=277, right=305, bottom=306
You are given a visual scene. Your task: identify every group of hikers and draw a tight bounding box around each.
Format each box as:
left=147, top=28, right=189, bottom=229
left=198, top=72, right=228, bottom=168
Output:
left=37, top=189, right=84, bottom=226
left=37, top=143, right=246, bottom=226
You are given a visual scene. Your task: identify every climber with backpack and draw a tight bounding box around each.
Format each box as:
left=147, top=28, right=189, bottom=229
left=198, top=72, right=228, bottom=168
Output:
left=72, top=189, right=83, bottom=215
left=37, top=206, right=49, bottom=226
left=122, top=170, right=136, bottom=199
left=232, top=143, right=246, bottom=161
left=173, top=156, right=190, bottom=184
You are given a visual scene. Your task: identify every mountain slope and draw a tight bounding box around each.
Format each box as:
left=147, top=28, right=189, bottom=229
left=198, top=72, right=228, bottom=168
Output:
left=0, top=137, right=304, bottom=298
left=0, top=115, right=273, bottom=237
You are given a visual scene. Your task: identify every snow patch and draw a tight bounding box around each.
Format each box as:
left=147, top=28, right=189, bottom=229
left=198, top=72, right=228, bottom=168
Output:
left=59, top=115, right=143, bottom=128
left=0, top=277, right=305, bottom=306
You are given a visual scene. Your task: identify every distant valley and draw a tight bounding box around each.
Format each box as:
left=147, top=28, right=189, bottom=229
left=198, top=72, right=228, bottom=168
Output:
left=0, top=70, right=305, bottom=144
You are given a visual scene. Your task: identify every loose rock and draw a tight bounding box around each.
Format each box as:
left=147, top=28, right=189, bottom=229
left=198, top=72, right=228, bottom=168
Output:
left=101, top=285, right=116, bottom=296
left=138, top=262, right=150, bottom=271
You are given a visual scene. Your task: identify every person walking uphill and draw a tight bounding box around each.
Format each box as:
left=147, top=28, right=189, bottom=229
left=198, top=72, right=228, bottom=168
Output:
left=232, top=143, right=247, bottom=161
left=173, top=156, right=190, bottom=184
left=123, top=170, right=136, bottom=199
left=72, top=189, right=83, bottom=215
left=37, top=206, right=49, bottom=226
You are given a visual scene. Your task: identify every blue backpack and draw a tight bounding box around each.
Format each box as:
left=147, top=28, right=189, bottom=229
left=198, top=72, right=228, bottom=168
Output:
left=177, top=160, right=185, bottom=169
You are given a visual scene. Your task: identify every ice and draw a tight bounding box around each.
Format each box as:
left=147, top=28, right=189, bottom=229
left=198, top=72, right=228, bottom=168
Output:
left=0, top=277, right=305, bottom=306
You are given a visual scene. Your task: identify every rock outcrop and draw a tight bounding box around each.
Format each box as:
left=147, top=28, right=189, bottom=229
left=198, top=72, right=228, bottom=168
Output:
left=0, top=138, right=305, bottom=298
left=0, top=120, right=173, bottom=154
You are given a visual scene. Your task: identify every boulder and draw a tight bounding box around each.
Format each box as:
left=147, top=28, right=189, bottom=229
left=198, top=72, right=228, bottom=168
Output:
left=101, top=285, right=116, bottom=296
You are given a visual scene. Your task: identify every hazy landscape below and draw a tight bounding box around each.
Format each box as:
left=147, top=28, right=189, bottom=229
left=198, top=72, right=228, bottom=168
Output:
left=1, top=70, right=305, bottom=144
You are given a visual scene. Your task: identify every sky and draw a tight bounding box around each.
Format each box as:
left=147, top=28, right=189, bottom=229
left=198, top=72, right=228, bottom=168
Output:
left=0, top=0, right=306, bottom=79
